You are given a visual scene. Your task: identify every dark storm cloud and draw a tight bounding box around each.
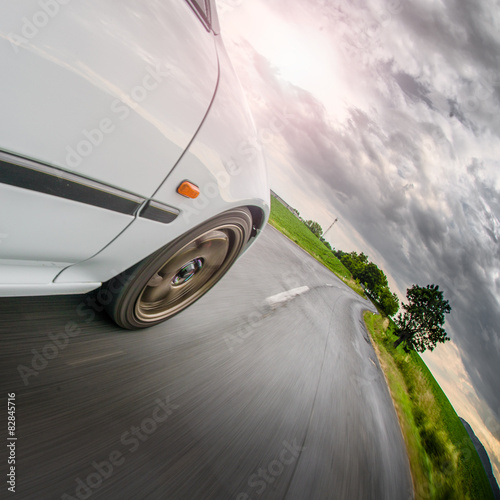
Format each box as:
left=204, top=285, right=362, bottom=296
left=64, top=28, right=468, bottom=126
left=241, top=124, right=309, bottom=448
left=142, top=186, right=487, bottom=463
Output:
left=393, top=71, right=434, bottom=109
left=448, top=98, right=470, bottom=126
left=409, top=199, right=448, bottom=249
left=391, top=0, right=500, bottom=123
left=389, top=0, right=500, bottom=70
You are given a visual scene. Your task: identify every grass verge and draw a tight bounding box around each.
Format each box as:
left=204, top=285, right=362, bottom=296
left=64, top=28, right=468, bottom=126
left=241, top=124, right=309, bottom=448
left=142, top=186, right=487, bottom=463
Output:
left=364, top=312, right=494, bottom=500
left=268, top=195, right=364, bottom=296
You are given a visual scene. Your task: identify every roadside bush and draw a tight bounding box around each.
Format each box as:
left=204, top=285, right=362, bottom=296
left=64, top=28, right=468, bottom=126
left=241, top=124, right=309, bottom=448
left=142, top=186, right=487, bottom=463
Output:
left=420, top=426, right=447, bottom=460
left=413, top=406, right=426, bottom=428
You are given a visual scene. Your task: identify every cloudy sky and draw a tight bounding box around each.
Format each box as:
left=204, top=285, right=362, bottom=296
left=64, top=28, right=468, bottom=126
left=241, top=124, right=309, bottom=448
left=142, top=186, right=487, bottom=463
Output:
left=216, top=0, right=500, bottom=482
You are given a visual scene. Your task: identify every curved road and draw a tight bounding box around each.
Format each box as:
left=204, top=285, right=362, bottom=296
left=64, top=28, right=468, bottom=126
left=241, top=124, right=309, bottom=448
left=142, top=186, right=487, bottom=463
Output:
left=0, top=226, right=413, bottom=500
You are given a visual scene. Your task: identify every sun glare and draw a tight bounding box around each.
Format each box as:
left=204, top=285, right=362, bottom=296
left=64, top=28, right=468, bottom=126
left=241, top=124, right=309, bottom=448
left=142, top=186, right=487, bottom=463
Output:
left=271, top=34, right=316, bottom=86
left=262, top=20, right=347, bottom=119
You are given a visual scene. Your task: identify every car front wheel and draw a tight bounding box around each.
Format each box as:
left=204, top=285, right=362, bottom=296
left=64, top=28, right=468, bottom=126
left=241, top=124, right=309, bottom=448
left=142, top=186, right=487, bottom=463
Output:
left=103, top=207, right=253, bottom=329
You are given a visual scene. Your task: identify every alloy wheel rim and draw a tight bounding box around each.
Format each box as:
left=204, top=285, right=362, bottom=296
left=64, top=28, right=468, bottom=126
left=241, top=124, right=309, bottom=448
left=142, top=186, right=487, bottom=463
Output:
left=134, top=224, right=245, bottom=322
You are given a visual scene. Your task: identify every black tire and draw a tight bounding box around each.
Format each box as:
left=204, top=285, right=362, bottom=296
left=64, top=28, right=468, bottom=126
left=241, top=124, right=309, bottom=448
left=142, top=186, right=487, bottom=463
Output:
left=102, top=207, right=253, bottom=329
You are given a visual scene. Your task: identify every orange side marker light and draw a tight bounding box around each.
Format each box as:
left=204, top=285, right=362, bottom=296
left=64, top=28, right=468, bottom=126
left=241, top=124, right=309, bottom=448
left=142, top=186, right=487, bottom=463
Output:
left=177, top=181, right=200, bottom=199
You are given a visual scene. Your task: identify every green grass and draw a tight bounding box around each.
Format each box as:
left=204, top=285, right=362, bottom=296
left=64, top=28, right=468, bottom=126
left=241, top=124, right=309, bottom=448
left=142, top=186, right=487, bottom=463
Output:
left=269, top=196, right=364, bottom=295
left=364, top=312, right=494, bottom=500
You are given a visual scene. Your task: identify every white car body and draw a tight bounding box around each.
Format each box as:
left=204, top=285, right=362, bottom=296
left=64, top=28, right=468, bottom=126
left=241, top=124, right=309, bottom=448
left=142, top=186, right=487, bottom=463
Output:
left=0, top=0, right=269, bottom=300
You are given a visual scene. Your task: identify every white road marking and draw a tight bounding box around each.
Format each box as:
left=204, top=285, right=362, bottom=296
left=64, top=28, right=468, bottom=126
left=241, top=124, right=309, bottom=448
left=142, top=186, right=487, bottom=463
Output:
left=265, top=286, right=310, bottom=309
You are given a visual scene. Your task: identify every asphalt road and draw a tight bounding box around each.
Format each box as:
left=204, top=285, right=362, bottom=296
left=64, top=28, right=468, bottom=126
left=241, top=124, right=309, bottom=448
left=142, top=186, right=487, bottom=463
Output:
left=0, top=226, right=414, bottom=500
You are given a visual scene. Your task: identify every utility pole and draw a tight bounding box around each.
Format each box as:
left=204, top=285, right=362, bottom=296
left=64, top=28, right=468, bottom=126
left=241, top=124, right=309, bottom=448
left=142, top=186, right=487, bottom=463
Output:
left=323, top=218, right=338, bottom=238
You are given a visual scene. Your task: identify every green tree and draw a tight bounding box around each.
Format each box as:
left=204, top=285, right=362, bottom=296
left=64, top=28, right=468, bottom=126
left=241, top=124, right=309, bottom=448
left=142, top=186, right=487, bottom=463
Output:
left=340, top=253, right=389, bottom=300
left=340, top=253, right=364, bottom=277
left=358, top=252, right=369, bottom=264
left=378, top=287, right=399, bottom=317
left=333, top=249, right=345, bottom=260
left=323, top=241, right=332, bottom=251
left=305, top=220, right=323, bottom=238
left=394, top=284, right=451, bottom=352
left=358, top=262, right=388, bottom=298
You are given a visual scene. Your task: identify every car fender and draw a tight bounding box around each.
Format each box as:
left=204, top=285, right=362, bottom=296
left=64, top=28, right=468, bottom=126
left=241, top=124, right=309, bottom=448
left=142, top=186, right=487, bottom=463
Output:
left=55, top=35, right=270, bottom=285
